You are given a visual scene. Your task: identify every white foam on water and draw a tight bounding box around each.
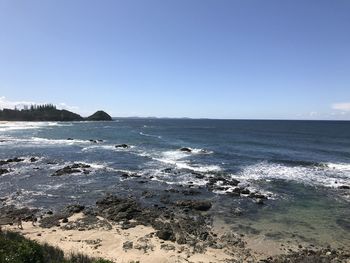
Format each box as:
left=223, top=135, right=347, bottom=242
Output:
left=232, top=161, right=350, bottom=189
left=139, top=132, right=162, bottom=139
left=154, top=150, right=222, bottom=173
left=31, top=137, right=88, bottom=145
left=0, top=121, right=72, bottom=132
left=82, top=144, right=135, bottom=152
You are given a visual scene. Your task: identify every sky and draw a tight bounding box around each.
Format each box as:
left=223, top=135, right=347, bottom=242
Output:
left=0, top=0, right=350, bottom=119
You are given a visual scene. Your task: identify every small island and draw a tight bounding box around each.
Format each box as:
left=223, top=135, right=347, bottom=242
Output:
left=0, top=104, right=112, bottom=121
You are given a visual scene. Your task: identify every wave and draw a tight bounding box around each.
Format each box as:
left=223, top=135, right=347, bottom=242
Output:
left=31, top=137, right=88, bottom=145
left=232, top=161, right=350, bottom=189
left=82, top=144, right=135, bottom=152
left=139, top=132, right=162, bottom=139
left=153, top=150, right=221, bottom=173
left=272, top=159, right=326, bottom=168
left=0, top=122, right=72, bottom=132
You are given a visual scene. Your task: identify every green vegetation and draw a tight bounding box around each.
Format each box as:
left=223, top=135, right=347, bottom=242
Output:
left=0, top=104, right=83, bottom=121
left=0, top=230, right=113, bottom=263
left=0, top=104, right=112, bottom=121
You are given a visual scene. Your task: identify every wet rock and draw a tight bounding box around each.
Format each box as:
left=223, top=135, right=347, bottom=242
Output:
left=0, top=160, right=8, bottom=166
left=162, top=168, right=173, bottom=173
left=264, top=248, right=350, bottom=263
left=52, top=163, right=91, bottom=176
left=7, top=157, right=24, bottom=163
left=179, top=147, right=192, bottom=153
left=249, top=192, right=268, bottom=199
left=175, top=200, right=212, bottom=211
left=0, top=168, right=9, bottom=176
left=241, top=189, right=250, bottom=195
left=142, top=191, right=155, bottom=198
left=0, top=206, right=38, bottom=225
left=192, top=172, right=205, bottom=179
left=115, top=144, right=129, bottom=149
left=181, top=189, right=201, bottom=196
left=64, top=204, right=85, bottom=214
left=338, top=185, right=350, bottom=190
left=96, top=195, right=142, bottom=222
left=89, top=139, right=98, bottom=143
left=62, top=218, right=69, bottom=223
left=30, top=157, right=39, bottom=163
left=67, top=138, right=74, bottom=140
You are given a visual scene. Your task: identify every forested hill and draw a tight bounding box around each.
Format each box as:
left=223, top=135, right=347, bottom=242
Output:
left=0, top=104, right=112, bottom=121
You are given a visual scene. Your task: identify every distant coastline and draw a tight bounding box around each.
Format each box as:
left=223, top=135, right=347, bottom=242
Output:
left=0, top=104, right=112, bottom=122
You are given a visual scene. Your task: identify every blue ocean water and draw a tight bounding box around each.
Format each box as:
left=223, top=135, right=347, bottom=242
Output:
left=1, top=119, right=349, bottom=247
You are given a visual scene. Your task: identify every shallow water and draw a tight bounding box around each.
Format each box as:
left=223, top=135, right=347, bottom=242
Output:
left=0, top=119, right=349, bottom=247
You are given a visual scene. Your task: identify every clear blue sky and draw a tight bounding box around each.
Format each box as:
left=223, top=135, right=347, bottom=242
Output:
left=0, top=0, right=349, bottom=119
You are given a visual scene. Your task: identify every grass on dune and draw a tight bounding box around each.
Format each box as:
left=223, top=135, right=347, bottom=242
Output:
left=0, top=230, right=113, bottom=263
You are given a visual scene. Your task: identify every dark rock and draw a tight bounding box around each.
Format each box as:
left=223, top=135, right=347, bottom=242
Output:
left=89, top=139, right=98, bottom=143
left=0, top=168, right=9, bottom=176
left=0, top=206, right=38, bottom=225
left=7, top=157, right=24, bottom=163
left=30, top=157, right=38, bottom=163
left=179, top=147, right=192, bottom=153
left=64, top=204, right=85, bottom=214
left=338, top=185, right=350, bottom=190
left=115, top=144, right=130, bottom=149
left=62, top=218, right=69, bottom=223
left=241, top=189, right=250, bottom=195
left=192, top=172, right=205, bottom=179
left=52, top=163, right=91, bottom=176
left=156, top=228, right=175, bottom=241
left=0, top=160, right=8, bottom=166
left=181, top=189, right=201, bottom=196
left=175, top=200, right=212, bottom=211
left=96, top=195, right=142, bottom=222
left=249, top=192, right=268, bottom=199
left=86, top=111, right=112, bottom=121
left=142, top=191, right=155, bottom=198
left=67, top=138, right=74, bottom=140
left=123, top=241, right=133, bottom=250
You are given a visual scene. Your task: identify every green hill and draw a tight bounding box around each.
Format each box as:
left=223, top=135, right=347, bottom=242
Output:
left=0, top=105, right=112, bottom=121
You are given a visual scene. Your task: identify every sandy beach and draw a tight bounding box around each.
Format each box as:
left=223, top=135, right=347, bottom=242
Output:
left=3, top=212, right=266, bottom=263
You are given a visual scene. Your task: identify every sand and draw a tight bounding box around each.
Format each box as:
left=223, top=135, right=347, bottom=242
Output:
left=3, top=213, right=257, bottom=263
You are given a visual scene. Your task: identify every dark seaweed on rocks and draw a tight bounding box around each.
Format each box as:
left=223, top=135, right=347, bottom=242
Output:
left=94, top=194, right=216, bottom=247
left=52, top=163, right=91, bottom=176
left=263, top=248, right=350, bottom=263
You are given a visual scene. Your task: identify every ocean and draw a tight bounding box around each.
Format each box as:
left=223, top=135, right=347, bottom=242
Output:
left=1, top=119, right=349, bottom=248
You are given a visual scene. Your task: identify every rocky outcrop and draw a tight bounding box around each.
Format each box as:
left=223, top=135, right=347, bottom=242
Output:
left=0, top=168, right=9, bottom=176
left=175, top=200, right=212, bottom=211
left=86, top=111, right=112, bottom=121
left=179, top=147, right=192, bottom=153
left=115, top=144, right=130, bottom=149
left=52, top=163, right=91, bottom=176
